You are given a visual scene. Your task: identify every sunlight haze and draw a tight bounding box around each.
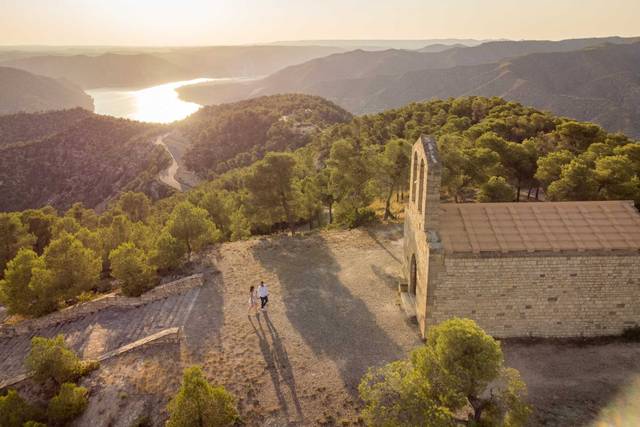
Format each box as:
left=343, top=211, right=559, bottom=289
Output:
left=1, top=0, right=639, bottom=45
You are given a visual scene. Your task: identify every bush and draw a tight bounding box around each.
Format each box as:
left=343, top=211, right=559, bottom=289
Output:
left=0, top=389, right=41, bottom=427
left=151, top=231, right=187, bottom=271
left=166, top=202, right=222, bottom=257
left=335, top=205, right=377, bottom=228
left=25, top=335, right=98, bottom=385
left=47, top=383, right=88, bottom=426
left=477, top=176, right=515, bottom=202
left=117, top=191, right=151, bottom=223
left=42, top=232, right=102, bottom=300
left=109, top=242, right=158, bottom=297
left=0, top=248, right=57, bottom=316
left=167, top=366, right=238, bottom=427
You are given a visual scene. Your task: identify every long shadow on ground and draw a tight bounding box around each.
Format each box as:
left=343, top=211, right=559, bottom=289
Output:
left=253, top=234, right=403, bottom=395
left=181, top=267, right=224, bottom=360
left=248, top=312, right=303, bottom=421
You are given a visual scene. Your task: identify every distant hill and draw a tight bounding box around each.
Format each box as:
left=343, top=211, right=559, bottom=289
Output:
left=2, top=53, right=191, bottom=89
left=266, top=39, right=488, bottom=50
left=0, top=46, right=346, bottom=89
left=0, top=67, right=93, bottom=114
left=180, top=94, right=352, bottom=176
left=417, top=43, right=467, bottom=53
left=0, top=112, right=171, bottom=211
left=178, top=38, right=640, bottom=137
left=153, top=45, right=345, bottom=77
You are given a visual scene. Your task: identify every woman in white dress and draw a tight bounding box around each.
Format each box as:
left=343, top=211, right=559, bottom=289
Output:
left=247, top=285, right=258, bottom=315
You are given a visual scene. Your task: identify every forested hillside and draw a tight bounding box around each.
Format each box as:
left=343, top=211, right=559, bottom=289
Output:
left=1, top=96, right=638, bottom=319
left=180, top=94, right=352, bottom=176
left=178, top=39, right=640, bottom=137
left=0, top=67, right=93, bottom=114
left=0, top=113, right=170, bottom=211
left=183, top=96, right=639, bottom=236
left=0, top=108, right=93, bottom=147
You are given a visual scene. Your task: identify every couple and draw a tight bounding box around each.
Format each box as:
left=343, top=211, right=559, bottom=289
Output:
left=248, top=281, right=269, bottom=314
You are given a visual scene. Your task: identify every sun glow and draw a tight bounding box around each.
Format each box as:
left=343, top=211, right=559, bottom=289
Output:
left=87, top=78, right=213, bottom=123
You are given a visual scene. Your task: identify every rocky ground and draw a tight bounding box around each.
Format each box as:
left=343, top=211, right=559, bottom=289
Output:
left=4, top=224, right=640, bottom=426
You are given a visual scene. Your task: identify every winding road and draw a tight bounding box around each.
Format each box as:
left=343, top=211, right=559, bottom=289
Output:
left=154, top=134, right=183, bottom=191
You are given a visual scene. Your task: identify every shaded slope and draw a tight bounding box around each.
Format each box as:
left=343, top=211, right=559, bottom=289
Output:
left=0, top=66, right=93, bottom=114
left=0, top=113, right=171, bottom=211
left=0, top=108, right=93, bottom=147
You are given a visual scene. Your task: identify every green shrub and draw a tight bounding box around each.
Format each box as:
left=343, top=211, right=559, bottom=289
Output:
left=167, top=366, right=238, bottom=427
left=151, top=231, right=187, bottom=271
left=335, top=205, right=377, bottom=228
left=0, top=248, right=57, bottom=316
left=25, top=335, right=98, bottom=385
left=359, top=318, right=531, bottom=426
left=477, top=176, right=515, bottom=202
left=109, top=242, right=158, bottom=297
left=47, top=383, right=88, bottom=426
left=0, top=389, right=40, bottom=427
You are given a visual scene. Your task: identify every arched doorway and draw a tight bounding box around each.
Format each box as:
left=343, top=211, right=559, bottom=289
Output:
left=409, top=254, right=417, bottom=295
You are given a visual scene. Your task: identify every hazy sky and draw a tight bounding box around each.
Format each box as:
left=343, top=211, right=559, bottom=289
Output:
left=1, top=0, right=639, bottom=46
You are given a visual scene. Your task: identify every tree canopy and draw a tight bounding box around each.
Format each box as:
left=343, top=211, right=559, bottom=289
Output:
left=359, top=318, right=531, bottom=426
left=167, top=366, right=238, bottom=427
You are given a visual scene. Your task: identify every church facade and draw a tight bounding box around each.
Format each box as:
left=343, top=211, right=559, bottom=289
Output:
left=403, top=135, right=640, bottom=338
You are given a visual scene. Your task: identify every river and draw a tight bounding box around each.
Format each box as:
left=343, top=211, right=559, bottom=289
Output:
left=86, top=77, right=225, bottom=123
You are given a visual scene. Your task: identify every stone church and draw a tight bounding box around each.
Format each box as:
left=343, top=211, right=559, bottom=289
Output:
left=403, top=135, right=640, bottom=338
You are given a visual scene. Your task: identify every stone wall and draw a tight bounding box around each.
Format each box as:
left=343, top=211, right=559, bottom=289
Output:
left=403, top=209, right=428, bottom=333
left=425, top=251, right=640, bottom=338
left=0, top=274, right=203, bottom=338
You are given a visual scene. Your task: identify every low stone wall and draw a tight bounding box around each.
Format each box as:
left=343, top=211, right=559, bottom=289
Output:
left=0, top=327, right=180, bottom=390
left=0, top=274, right=203, bottom=338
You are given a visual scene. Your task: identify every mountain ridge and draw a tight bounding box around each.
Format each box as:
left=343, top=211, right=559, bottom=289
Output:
left=178, top=38, right=640, bottom=137
left=0, top=66, right=93, bottom=114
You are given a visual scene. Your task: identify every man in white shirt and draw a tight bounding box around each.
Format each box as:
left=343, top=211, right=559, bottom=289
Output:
left=258, top=281, right=269, bottom=311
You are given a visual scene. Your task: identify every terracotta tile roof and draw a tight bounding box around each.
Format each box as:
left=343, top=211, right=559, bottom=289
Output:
left=438, top=200, right=640, bottom=254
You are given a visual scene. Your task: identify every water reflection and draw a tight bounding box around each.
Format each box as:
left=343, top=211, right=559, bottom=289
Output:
left=87, top=78, right=214, bottom=123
